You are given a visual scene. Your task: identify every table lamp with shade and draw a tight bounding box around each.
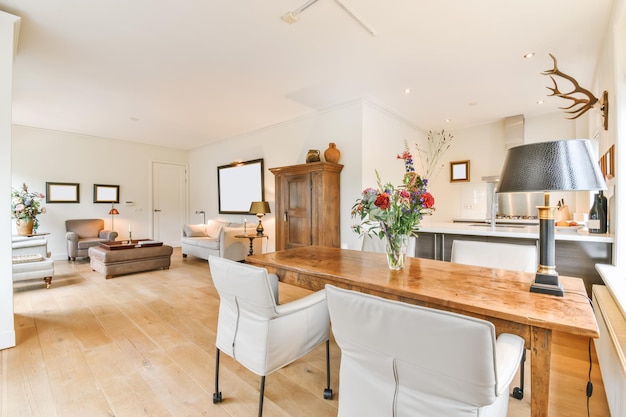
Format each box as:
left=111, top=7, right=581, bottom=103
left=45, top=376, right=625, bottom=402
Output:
left=108, top=204, right=119, bottom=232
left=249, top=201, right=271, bottom=236
left=497, top=139, right=606, bottom=296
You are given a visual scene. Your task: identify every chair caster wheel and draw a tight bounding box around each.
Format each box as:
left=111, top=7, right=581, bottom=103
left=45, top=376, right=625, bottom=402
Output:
left=323, top=388, right=333, bottom=400
left=213, top=392, right=222, bottom=403
left=512, top=387, right=523, bottom=400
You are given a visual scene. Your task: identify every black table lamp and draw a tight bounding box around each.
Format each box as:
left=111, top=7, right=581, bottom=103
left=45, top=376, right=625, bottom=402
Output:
left=497, top=139, right=606, bottom=296
left=249, top=201, right=271, bottom=236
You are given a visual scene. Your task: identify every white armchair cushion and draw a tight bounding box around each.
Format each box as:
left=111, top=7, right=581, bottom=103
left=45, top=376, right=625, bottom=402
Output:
left=326, top=285, right=524, bottom=417
left=183, top=224, right=207, bottom=237
left=209, top=256, right=329, bottom=376
left=451, top=240, right=537, bottom=273
left=205, top=220, right=223, bottom=238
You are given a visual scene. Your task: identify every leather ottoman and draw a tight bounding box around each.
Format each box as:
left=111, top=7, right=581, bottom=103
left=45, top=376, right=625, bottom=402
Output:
left=88, top=244, right=173, bottom=279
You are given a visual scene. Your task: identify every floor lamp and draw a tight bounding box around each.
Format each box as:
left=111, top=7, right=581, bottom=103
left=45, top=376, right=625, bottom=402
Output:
left=497, top=139, right=606, bottom=296
left=109, top=204, right=119, bottom=232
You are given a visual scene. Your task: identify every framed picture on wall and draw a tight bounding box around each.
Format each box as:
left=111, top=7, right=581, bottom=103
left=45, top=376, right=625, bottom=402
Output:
left=605, top=145, right=615, bottom=179
left=46, top=182, right=80, bottom=203
left=450, top=160, right=470, bottom=182
left=217, top=158, right=265, bottom=214
left=93, top=184, right=120, bottom=203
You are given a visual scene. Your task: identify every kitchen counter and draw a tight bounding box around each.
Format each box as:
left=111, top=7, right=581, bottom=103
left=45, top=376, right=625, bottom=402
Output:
left=418, top=221, right=614, bottom=243
left=414, top=221, right=613, bottom=295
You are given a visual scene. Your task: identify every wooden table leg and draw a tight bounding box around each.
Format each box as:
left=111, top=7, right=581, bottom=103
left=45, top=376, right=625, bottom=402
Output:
left=530, top=326, right=552, bottom=417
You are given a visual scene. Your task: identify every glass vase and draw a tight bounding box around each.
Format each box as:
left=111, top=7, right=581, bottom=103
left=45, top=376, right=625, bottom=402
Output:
left=385, top=233, right=409, bottom=270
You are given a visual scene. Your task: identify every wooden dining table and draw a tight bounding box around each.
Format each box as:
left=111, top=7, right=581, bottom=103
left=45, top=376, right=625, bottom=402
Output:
left=246, top=246, right=599, bottom=417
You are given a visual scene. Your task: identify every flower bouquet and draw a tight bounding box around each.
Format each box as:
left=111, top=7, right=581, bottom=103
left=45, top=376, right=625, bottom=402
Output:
left=351, top=147, right=434, bottom=270
left=11, top=183, right=46, bottom=234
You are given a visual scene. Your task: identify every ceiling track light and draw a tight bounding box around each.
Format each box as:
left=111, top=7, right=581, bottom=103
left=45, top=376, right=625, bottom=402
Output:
left=281, top=0, right=377, bottom=37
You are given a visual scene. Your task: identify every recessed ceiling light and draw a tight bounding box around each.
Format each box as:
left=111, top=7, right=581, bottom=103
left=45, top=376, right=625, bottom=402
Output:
left=524, top=52, right=535, bottom=59
left=468, top=102, right=478, bottom=107
left=130, top=117, right=140, bottom=122
left=404, top=88, right=411, bottom=94
left=536, top=100, right=544, bottom=104
left=445, top=118, right=451, bottom=123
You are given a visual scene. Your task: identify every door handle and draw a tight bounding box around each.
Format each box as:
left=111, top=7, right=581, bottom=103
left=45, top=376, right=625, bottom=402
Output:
left=154, top=209, right=162, bottom=212
left=284, top=211, right=288, bottom=222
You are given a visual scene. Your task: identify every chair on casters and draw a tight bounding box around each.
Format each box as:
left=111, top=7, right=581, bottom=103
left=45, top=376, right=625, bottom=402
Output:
left=450, top=239, right=537, bottom=400
left=326, top=285, right=525, bottom=417
left=208, top=256, right=332, bottom=417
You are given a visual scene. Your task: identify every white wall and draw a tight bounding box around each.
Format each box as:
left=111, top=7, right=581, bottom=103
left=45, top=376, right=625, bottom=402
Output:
left=425, top=121, right=508, bottom=222
left=189, top=100, right=365, bottom=252
left=11, top=126, right=188, bottom=259
left=1, top=10, right=20, bottom=350
left=615, top=0, right=626, bottom=267
left=187, top=99, right=592, bottom=252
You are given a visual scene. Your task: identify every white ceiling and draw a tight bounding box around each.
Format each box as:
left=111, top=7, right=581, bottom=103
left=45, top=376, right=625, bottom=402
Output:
left=0, top=0, right=616, bottom=150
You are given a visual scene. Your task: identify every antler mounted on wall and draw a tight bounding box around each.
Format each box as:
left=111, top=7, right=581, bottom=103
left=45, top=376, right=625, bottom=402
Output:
left=542, top=53, right=609, bottom=130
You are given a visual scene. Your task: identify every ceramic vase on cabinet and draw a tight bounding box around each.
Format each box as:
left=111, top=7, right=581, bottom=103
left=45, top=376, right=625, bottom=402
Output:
left=16, top=218, right=34, bottom=235
left=306, top=149, right=321, bottom=163
left=324, top=142, right=341, bottom=163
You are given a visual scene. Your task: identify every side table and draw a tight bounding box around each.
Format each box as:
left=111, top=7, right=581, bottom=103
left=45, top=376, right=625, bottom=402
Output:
left=235, top=234, right=268, bottom=256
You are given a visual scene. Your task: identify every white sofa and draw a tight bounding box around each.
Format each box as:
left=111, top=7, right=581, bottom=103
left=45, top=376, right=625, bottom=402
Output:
left=12, top=236, right=54, bottom=288
left=181, top=220, right=262, bottom=262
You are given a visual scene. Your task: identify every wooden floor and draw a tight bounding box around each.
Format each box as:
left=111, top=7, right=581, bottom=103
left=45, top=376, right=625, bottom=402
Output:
left=1, top=248, right=610, bottom=417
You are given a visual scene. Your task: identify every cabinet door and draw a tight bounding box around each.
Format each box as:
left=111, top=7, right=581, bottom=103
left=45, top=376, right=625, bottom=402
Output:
left=415, top=233, right=436, bottom=259
left=280, top=173, right=312, bottom=249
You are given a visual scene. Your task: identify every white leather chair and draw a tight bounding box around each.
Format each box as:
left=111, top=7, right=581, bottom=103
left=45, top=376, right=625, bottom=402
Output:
left=450, top=240, right=537, bottom=273
left=361, top=234, right=417, bottom=257
left=208, top=256, right=332, bottom=417
left=326, top=285, right=525, bottom=417
left=450, top=239, right=537, bottom=400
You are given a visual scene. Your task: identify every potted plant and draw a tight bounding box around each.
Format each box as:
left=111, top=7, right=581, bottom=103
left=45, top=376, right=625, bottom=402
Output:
left=11, top=183, right=46, bottom=235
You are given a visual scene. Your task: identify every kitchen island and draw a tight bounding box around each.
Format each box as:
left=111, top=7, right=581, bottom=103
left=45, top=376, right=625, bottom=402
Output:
left=414, top=221, right=613, bottom=295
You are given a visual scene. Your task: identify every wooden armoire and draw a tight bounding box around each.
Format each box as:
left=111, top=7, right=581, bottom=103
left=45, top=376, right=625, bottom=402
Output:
left=270, top=162, right=343, bottom=251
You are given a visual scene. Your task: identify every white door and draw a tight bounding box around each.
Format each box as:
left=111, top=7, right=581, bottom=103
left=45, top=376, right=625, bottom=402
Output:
left=152, top=162, right=187, bottom=246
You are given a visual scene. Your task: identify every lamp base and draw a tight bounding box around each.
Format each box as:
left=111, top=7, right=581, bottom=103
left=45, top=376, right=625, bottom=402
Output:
left=530, top=272, right=564, bottom=297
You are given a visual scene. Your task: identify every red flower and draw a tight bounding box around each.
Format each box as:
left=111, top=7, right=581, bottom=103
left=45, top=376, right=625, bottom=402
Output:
left=421, top=192, right=435, bottom=208
left=374, top=193, right=390, bottom=210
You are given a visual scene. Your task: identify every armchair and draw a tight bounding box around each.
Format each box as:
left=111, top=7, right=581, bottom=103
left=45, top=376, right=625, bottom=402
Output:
left=208, top=256, right=332, bottom=417
left=65, top=219, right=118, bottom=261
left=450, top=239, right=537, bottom=400
left=326, top=285, right=524, bottom=417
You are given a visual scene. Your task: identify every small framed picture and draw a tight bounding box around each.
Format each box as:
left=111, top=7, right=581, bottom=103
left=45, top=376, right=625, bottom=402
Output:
left=93, top=184, right=120, bottom=203
left=605, top=145, right=615, bottom=179
left=450, top=160, right=470, bottom=182
left=46, top=182, right=80, bottom=203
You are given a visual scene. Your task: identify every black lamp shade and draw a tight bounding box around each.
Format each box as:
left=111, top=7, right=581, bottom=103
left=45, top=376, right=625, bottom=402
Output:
left=497, top=139, right=606, bottom=193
